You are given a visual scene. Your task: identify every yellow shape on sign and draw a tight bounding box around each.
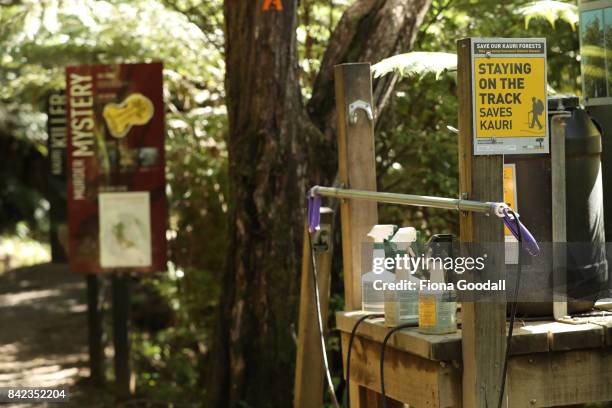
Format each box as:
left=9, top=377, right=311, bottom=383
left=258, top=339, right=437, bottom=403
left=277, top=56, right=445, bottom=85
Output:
left=503, top=164, right=517, bottom=237
left=474, top=57, right=546, bottom=138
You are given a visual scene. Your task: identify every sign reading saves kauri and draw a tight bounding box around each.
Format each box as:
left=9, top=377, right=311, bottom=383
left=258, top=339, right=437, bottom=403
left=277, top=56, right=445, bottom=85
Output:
left=471, top=38, right=548, bottom=155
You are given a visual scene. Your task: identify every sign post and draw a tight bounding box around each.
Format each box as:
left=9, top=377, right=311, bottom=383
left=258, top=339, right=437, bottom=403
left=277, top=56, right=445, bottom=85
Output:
left=46, top=90, right=68, bottom=262
left=471, top=38, right=548, bottom=155
left=459, top=38, right=506, bottom=407
left=66, top=62, right=167, bottom=399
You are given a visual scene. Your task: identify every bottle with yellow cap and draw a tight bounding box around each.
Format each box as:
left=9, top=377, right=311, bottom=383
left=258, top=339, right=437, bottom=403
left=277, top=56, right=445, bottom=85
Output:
left=418, top=234, right=458, bottom=335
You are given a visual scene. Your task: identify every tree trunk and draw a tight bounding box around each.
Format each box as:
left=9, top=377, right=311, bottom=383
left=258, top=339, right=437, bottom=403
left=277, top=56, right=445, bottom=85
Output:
left=209, top=0, right=431, bottom=406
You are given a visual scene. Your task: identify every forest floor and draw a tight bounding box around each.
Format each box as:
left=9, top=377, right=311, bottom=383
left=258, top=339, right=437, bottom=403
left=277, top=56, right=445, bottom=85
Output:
left=0, top=263, right=114, bottom=407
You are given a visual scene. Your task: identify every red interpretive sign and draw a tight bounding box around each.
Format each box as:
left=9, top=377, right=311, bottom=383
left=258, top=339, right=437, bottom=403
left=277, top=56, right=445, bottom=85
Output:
left=66, top=62, right=167, bottom=273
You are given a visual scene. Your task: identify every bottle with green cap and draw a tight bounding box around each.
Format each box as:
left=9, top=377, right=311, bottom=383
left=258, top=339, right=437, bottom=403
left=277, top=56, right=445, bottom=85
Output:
left=362, top=224, right=397, bottom=312
left=384, top=227, right=420, bottom=327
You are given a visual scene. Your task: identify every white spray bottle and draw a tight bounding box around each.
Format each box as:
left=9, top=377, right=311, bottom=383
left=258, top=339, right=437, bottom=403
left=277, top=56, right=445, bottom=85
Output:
left=384, top=227, right=420, bottom=327
left=361, top=225, right=396, bottom=312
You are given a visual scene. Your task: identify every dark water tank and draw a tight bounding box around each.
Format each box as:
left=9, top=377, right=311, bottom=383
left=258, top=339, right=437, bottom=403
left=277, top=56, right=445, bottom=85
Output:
left=505, top=95, right=607, bottom=316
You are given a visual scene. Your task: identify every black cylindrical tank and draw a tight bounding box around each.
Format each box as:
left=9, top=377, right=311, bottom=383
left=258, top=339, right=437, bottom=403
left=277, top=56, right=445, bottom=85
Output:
left=564, top=104, right=607, bottom=302
left=505, top=95, right=607, bottom=315
left=586, top=103, right=612, bottom=298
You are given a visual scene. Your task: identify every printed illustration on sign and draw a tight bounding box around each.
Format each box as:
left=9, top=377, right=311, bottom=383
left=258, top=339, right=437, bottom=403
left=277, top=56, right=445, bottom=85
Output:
left=471, top=38, right=548, bottom=155
left=103, top=93, right=154, bottom=139
left=529, top=97, right=544, bottom=130
left=99, top=192, right=152, bottom=268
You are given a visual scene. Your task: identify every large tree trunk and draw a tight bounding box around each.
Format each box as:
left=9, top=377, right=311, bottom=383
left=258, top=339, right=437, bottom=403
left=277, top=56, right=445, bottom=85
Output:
left=209, top=0, right=431, bottom=406
left=210, top=1, right=309, bottom=406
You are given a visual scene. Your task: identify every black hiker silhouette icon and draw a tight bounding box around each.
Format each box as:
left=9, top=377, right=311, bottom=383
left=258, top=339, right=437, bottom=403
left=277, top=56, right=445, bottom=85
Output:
left=529, top=97, right=544, bottom=130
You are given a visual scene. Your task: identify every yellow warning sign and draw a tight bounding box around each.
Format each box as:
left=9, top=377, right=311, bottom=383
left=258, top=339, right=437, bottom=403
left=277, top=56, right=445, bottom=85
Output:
left=475, top=58, right=546, bottom=137
left=471, top=38, right=548, bottom=155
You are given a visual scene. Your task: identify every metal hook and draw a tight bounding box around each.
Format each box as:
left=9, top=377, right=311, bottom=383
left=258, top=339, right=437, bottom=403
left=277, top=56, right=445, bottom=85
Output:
left=349, top=100, right=374, bottom=125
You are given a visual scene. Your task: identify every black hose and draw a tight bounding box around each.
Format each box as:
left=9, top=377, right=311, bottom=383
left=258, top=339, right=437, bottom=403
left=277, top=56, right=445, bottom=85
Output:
left=380, top=322, right=415, bottom=408
left=309, top=232, right=340, bottom=408
left=498, top=209, right=523, bottom=408
left=346, top=313, right=382, bottom=408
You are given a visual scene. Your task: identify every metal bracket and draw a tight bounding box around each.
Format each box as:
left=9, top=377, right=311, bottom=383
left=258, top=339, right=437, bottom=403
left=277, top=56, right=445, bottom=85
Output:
left=349, top=100, right=374, bottom=125
left=460, top=192, right=470, bottom=216
left=312, top=223, right=332, bottom=253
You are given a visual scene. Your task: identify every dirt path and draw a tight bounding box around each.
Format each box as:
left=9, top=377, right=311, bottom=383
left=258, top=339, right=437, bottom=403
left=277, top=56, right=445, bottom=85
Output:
left=0, top=263, right=103, bottom=406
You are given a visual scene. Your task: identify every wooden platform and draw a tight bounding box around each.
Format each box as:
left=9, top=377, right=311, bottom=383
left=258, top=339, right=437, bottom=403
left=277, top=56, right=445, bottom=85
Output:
left=337, top=311, right=612, bottom=407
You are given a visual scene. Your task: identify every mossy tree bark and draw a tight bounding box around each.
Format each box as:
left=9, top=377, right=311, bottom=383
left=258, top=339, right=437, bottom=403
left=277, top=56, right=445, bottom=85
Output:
left=209, top=0, right=432, bottom=406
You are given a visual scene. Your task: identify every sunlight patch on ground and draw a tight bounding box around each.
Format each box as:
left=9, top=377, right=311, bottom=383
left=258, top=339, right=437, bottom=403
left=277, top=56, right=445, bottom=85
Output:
left=0, top=263, right=88, bottom=393
left=0, top=237, right=50, bottom=274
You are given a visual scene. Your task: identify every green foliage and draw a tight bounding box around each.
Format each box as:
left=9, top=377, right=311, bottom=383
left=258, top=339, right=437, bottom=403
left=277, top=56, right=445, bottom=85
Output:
left=131, top=268, right=219, bottom=404
left=0, top=0, right=228, bottom=263
left=0, top=0, right=590, bottom=403
left=374, top=0, right=580, bottom=237
left=1, top=0, right=226, bottom=401
left=517, top=1, right=578, bottom=30
left=372, top=52, right=457, bottom=80
left=297, top=0, right=347, bottom=95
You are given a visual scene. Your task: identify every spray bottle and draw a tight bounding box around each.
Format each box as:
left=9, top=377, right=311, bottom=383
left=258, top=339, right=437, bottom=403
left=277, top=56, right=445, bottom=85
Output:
left=384, top=227, right=420, bottom=327
left=418, top=234, right=458, bottom=334
left=362, top=225, right=397, bottom=312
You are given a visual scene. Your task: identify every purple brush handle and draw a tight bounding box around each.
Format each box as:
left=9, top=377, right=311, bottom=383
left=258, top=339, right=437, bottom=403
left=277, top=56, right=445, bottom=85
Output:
left=502, top=209, right=540, bottom=256
left=308, top=191, right=321, bottom=233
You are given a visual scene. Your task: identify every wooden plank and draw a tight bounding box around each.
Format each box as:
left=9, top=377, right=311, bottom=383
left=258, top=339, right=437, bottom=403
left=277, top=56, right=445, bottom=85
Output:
left=334, top=62, right=380, bottom=407
left=457, top=38, right=506, bottom=408
left=336, top=311, right=462, bottom=361
left=336, top=311, right=550, bottom=359
left=294, top=209, right=334, bottom=408
left=589, top=316, right=612, bottom=346
left=508, top=349, right=612, bottom=407
left=508, top=324, right=549, bottom=355
left=340, top=332, right=462, bottom=407
left=334, top=63, right=378, bottom=311
left=548, top=322, right=604, bottom=351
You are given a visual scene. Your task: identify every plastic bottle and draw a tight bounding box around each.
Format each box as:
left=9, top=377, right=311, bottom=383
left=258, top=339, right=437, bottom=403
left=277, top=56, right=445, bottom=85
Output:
left=418, top=234, right=458, bottom=334
left=384, top=227, right=420, bottom=327
left=362, top=225, right=397, bottom=312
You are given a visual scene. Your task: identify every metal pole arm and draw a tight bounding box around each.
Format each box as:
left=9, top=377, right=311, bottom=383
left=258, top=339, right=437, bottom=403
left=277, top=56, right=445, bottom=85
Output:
left=307, top=185, right=539, bottom=256
left=310, top=186, right=496, bottom=215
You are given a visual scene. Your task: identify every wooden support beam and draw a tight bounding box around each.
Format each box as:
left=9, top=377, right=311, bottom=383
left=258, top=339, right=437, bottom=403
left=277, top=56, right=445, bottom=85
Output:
left=294, top=209, right=334, bottom=408
left=334, top=62, right=381, bottom=408
left=334, top=62, right=378, bottom=312
left=86, top=274, right=105, bottom=385
left=508, top=349, right=612, bottom=407
left=112, top=273, right=133, bottom=400
left=457, top=38, right=506, bottom=408
left=340, top=332, right=461, bottom=407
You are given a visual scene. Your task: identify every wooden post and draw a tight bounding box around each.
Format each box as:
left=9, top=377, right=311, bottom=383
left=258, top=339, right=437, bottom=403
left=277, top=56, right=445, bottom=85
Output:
left=457, top=38, right=506, bottom=408
left=551, top=114, right=568, bottom=321
left=294, top=208, right=334, bottom=408
left=86, top=274, right=105, bottom=385
left=334, top=62, right=378, bottom=311
left=112, top=273, right=132, bottom=400
left=334, top=63, right=382, bottom=408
